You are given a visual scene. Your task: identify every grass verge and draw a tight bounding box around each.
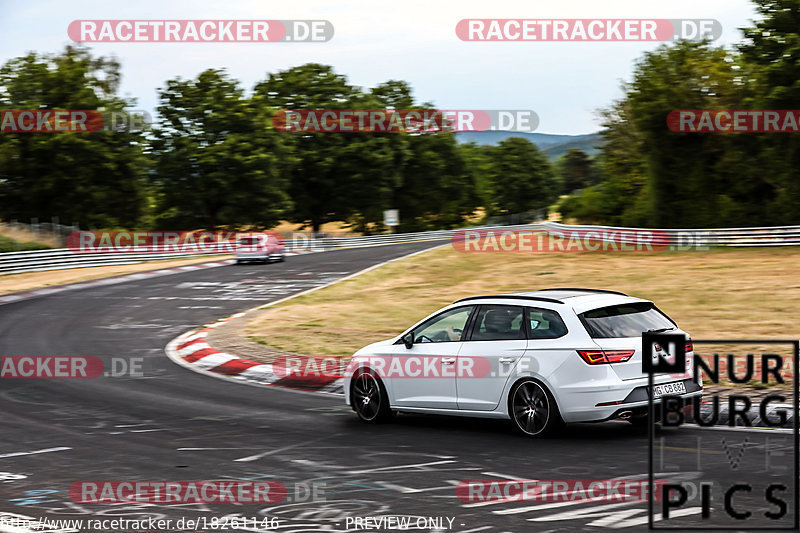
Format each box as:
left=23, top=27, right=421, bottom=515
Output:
left=245, top=246, right=800, bottom=359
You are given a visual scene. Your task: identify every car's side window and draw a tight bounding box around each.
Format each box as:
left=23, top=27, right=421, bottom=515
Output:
left=413, top=306, right=474, bottom=343
left=470, top=305, right=525, bottom=341
left=526, top=307, right=568, bottom=339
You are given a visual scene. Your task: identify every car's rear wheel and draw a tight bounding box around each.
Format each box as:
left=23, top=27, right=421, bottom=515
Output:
left=351, top=371, right=393, bottom=423
left=509, top=379, right=563, bottom=437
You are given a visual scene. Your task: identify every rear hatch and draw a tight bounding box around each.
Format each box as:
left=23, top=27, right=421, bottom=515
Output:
left=579, top=301, right=690, bottom=381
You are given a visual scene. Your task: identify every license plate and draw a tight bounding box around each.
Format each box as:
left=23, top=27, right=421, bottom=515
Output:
left=652, top=380, right=686, bottom=398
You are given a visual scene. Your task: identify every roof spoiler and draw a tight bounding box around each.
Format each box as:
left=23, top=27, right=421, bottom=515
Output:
left=454, top=295, right=565, bottom=305
left=537, top=288, right=629, bottom=297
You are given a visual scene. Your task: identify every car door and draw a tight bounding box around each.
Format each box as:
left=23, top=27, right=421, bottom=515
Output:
left=390, top=305, right=476, bottom=409
left=456, top=304, right=527, bottom=411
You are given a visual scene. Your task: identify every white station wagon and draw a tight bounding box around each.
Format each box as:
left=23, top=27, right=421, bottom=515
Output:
left=344, top=288, right=702, bottom=436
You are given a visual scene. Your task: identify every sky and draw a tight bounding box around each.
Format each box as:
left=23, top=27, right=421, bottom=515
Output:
left=0, top=0, right=759, bottom=134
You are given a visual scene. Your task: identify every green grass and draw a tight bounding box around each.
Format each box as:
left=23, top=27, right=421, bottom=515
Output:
left=0, top=235, right=52, bottom=252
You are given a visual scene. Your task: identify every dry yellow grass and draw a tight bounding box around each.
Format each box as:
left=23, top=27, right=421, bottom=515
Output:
left=270, top=220, right=361, bottom=236
left=246, top=246, right=800, bottom=358
left=0, top=222, right=61, bottom=248
left=0, top=255, right=232, bottom=294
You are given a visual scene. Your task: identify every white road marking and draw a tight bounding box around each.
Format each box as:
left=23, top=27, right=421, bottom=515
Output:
left=234, top=434, right=343, bottom=462
left=349, top=459, right=456, bottom=474
left=591, top=506, right=702, bottom=528
left=0, top=446, right=71, bottom=459
left=481, top=471, right=528, bottom=480
left=178, top=447, right=258, bottom=451
left=494, top=498, right=644, bottom=515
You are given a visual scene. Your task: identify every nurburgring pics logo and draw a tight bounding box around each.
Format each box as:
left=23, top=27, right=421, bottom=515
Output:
left=68, top=20, right=333, bottom=42
left=272, top=109, right=539, bottom=133
left=456, top=19, right=721, bottom=42
left=668, top=110, right=800, bottom=133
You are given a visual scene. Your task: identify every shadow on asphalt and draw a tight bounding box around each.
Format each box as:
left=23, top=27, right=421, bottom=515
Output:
left=339, top=412, right=650, bottom=442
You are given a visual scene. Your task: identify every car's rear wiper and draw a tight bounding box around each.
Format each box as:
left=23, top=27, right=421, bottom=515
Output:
left=645, top=327, right=675, bottom=333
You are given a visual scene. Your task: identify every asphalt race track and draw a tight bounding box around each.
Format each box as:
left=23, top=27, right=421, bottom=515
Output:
left=0, top=242, right=796, bottom=533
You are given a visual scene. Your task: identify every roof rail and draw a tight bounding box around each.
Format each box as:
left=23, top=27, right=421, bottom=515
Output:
left=454, top=294, right=565, bottom=305
left=537, top=288, right=629, bottom=297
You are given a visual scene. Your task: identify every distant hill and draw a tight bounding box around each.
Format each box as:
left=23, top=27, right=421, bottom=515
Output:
left=455, top=131, right=604, bottom=160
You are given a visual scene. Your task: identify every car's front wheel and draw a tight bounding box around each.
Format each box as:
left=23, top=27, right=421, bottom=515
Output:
left=351, top=371, right=393, bottom=423
left=509, top=379, right=563, bottom=437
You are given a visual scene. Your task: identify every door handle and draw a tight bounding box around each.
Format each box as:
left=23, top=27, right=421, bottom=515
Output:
left=441, top=358, right=456, bottom=365
left=499, top=357, right=516, bottom=364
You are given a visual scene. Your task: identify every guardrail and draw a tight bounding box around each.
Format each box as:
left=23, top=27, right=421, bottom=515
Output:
left=2, top=222, right=800, bottom=275
left=539, top=222, right=800, bottom=247
left=0, top=226, right=519, bottom=276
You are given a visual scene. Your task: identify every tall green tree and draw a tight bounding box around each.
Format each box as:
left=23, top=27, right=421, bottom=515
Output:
left=0, top=46, right=146, bottom=228
left=391, top=133, right=481, bottom=232
left=571, top=41, right=765, bottom=227
left=485, top=137, right=557, bottom=215
left=739, top=0, right=800, bottom=223
left=151, top=69, right=292, bottom=229
left=556, top=148, right=597, bottom=194
left=255, top=64, right=403, bottom=233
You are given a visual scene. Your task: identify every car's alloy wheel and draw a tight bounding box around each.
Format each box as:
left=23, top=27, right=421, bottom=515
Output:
left=352, top=371, right=392, bottom=423
left=510, top=380, right=561, bottom=436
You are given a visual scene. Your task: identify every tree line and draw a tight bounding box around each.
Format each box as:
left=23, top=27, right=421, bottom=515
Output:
left=0, top=52, right=566, bottom=233
left=2, top=0, right=794, bottom=232
left=560, top=0, right=800, bottom=227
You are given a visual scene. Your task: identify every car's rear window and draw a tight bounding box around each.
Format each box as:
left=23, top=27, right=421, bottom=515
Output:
left=238, top=237, right=259, bottom=245
left=580, top=302, right=675, bottom=338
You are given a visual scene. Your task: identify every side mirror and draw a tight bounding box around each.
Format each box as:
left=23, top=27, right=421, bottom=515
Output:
left=401, top=332, right=414, bottom=349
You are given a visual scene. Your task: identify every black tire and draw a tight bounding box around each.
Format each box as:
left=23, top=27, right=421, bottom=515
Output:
left=351, top=370, right=393, bottom=424
left=508, top=379, right=564, bottom=437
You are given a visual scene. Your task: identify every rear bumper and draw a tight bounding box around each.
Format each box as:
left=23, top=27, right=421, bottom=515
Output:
left=560, top=378, right=703, bottom=423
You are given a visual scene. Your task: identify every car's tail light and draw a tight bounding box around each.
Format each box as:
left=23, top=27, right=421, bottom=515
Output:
left=577, top=350, right=635, bottom=365
left=686, top=341, right=693, bottom=352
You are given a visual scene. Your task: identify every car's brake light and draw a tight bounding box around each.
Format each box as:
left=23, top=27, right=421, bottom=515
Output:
left=605, top=350, right=635, bottom=363
left=686, top=341, right=693, bottom=352
left=577, top=350, right=635, bottom=365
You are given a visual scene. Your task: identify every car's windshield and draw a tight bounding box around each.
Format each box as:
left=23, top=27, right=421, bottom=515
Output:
left=580, top=302, right=675, bottom=338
